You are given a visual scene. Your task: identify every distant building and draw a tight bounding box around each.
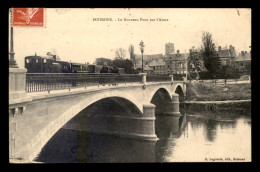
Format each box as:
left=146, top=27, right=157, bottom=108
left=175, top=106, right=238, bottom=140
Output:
left=134, top=54, right=164, bottom=70
left=166, top=50, right=188, bottom=75
left=132, top=42, right=213, bottom=76
left=218, top=45, right=236, bottom=67
left=233, top=51, right=251, bottom=72
left=144, top=65, right=155, bottom=75
left=135, top=64, right=155, bottom=75
left=165, top=42, right=175, bottom=56
left=148, top=58, right=167, bottom=75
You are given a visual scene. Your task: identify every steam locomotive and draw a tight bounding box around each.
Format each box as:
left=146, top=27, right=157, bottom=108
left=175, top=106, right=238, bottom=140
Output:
left=24, top=54, right=125, bottom=74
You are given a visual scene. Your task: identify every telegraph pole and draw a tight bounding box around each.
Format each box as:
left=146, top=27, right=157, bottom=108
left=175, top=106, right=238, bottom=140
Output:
left=9, top=8, right=18, bottom=68
left=9, top=25, right=19, bottom=68
left=185, top=49, right=188, bottom=81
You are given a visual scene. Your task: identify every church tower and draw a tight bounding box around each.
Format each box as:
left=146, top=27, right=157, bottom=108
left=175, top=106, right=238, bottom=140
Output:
left=165, top=42, right=175, bottom=57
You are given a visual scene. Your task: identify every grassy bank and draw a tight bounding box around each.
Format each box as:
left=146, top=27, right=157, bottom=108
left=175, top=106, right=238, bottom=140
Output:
left=185, top=82, right=251, bottom=101
left=181, top=101, right=251, bottom=116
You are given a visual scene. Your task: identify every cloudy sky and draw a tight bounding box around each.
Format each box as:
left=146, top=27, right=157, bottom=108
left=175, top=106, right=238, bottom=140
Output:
left=9, top=8, right=251, bottom=68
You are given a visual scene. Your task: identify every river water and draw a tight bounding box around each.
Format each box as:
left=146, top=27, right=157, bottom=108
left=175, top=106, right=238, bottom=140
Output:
left=35, top=111, right=251, bottom=163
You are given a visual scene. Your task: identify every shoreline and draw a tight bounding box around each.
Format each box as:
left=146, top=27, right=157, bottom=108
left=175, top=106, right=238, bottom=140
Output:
left=185, top=82, right=250, bottom=102
left=184, top=99, right=251, bottom=104
left=181, top=99, right=251, bottom=115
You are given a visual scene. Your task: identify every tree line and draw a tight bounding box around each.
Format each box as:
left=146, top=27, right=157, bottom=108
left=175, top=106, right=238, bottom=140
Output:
left=94, top=32, right=247, bottom=78
left=94, top=45, right=136, bottom=74
left=187, top=32, right=245, bottom=80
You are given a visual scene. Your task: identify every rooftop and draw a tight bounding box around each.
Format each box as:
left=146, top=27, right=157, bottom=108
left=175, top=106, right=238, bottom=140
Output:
left=135, top=54, right=164, bottom=61
left=148, top=58, right=166, bottom=67
left=218, top=49, right=231, bottom=58
left=168, top=53, right=189, bottom=60
left=134, top=54, right=164, bottom=69
left=234, top=53, right=251, bottom=61
left=144, top=66, right=154, bottom=71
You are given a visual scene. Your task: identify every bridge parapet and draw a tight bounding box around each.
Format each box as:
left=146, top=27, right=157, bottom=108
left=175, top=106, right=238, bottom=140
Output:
left=9, top=68, right=27, bottom=100
left=9, top=67, right=33, bottom=121
left=25, top=73, right=181, bottom=93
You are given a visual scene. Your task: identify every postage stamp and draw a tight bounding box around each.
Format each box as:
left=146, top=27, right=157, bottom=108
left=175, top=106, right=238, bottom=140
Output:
left=12, top=8, right=44, bottom=27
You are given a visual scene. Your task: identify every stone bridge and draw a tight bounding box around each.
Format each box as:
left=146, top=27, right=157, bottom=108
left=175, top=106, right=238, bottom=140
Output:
left=9, top=70, right=186, bottom=162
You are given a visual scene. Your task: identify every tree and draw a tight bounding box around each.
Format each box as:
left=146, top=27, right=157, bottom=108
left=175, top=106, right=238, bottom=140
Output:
left=112, top=59, right=134, bottom=74
left=243, top=62, right=251, bottom=75
left=187, top=50, right=202, bottom=80
left=201, top=32, right=222, bottom=77
left=115, top=48, right=127, bottom=59
left=218, top=66, right=241, bottom=79
left=95, top=57, right=113, bottom=66
left=128, top=44, right=136, bottom=68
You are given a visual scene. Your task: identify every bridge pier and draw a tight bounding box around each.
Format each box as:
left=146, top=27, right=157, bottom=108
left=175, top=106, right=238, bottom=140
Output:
left=141, top=103, right=158, bottom=141
left=159, top=93, right=181, bottom=133
left=67, top=103, right=158, bottom=142
left=84, top=103, right=158, bottom=141
left=163, top=93, right=181, bottom=117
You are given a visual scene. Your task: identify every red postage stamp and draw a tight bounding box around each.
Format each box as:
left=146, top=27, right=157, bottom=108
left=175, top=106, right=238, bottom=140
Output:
left=12, top=8, right=44, bottom=27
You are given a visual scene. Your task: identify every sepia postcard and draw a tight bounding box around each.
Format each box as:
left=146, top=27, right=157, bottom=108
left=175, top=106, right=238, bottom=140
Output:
left=9, top=8, right=251, bottom=163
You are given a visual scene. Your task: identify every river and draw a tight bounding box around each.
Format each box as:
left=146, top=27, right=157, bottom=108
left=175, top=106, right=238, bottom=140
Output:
left=34, top=111, right=251, bottom=163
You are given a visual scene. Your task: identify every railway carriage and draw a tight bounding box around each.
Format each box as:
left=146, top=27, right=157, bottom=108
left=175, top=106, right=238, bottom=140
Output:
left=87, top=64, right=103, bottom=73
left=25, top=56, right=72, bottom=73
left=24, top=54, right=125, bottom=74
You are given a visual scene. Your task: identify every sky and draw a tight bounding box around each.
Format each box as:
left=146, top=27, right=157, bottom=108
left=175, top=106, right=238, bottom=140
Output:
left=9, top=8, right=251, bottom=68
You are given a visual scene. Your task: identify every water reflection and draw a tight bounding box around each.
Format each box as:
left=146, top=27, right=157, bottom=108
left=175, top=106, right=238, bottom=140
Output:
left=155, top=113, right=251, bottom=162
left=35, top=112, right=251, bottom=163
left=35, top=129, right=156, bottom=163
left=155, top=115, right=185, bottom=138
left=204, top=119, right=218, bottom=142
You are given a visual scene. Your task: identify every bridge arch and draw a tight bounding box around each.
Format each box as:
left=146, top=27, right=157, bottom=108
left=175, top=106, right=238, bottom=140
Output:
left=76, top=89, right=144, bottom=114
left=148, top=86, right=172, bottom=103
left=150, top=87, right=172, bottom=115
left=34, top=96, right=143, bottom=162
left=173, top=84, right=185, bottom=102
left=51, top=95, right=143, bottom=139
left=81, top=96, right=143, bottom=117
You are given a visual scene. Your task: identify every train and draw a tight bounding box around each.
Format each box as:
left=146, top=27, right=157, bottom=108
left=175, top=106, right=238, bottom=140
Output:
left=24, top=54, right=125, bottom=74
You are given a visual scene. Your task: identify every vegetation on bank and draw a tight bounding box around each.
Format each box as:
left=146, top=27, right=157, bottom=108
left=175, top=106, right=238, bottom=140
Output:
left=182, top=101, right=251, bottom=115
left=185, top=82, right=251, bottom=101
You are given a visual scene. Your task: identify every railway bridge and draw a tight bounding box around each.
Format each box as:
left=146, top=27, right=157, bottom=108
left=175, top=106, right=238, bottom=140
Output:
left=9, top=69, right=186, bottom=162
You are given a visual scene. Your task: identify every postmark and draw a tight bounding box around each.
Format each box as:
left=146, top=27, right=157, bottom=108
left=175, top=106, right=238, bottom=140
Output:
left=12, top=8, right=44, bottom=27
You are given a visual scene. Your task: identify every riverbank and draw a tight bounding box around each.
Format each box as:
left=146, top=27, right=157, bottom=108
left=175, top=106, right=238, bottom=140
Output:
left=185, top=82, right=251, bottom=101
left=183, top=82, right=251, bottom=115
left=182, top=101, right=251, bottom=116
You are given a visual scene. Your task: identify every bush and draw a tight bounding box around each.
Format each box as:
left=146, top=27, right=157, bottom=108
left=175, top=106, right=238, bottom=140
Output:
left=189, top=67, right=243, bottom=80
left=112, top=59, right=134, bottom=74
